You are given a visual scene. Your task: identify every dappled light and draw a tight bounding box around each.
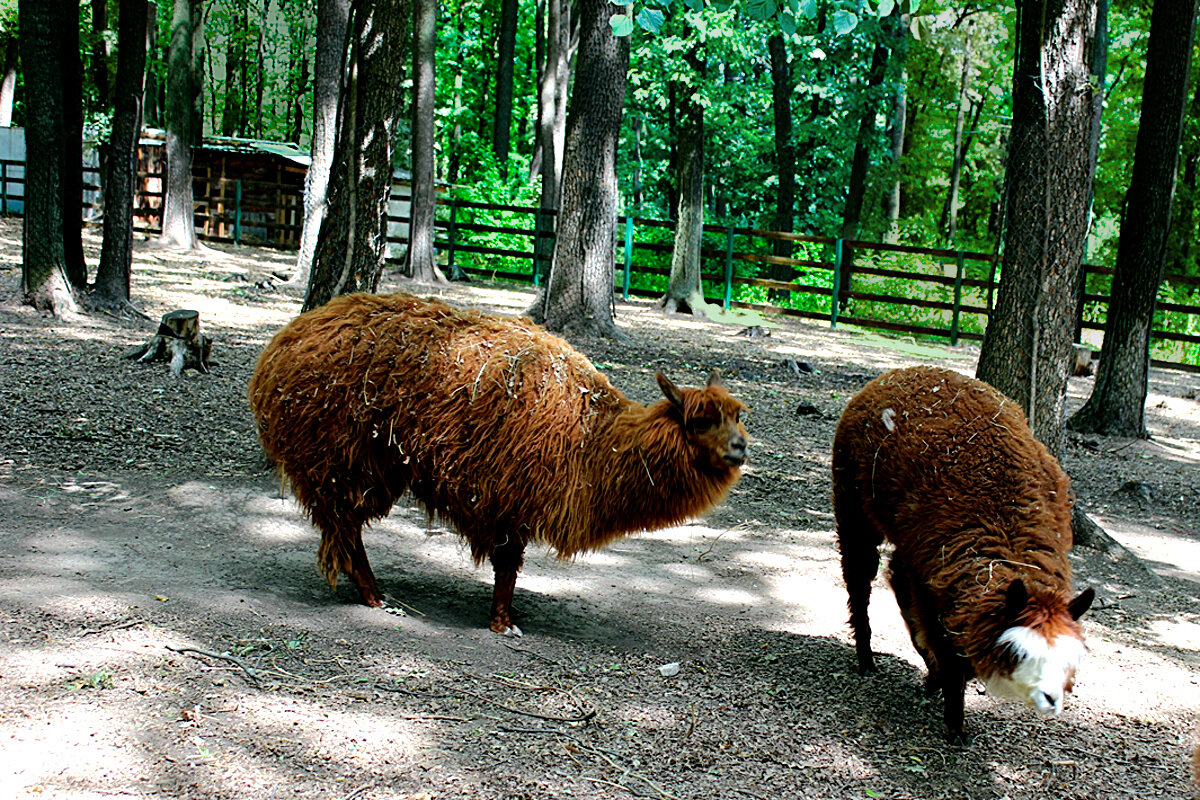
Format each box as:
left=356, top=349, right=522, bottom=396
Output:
left=2, top=221, right=1199, bottom=797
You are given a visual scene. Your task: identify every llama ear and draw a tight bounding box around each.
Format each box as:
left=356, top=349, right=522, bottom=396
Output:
left=706, top=369, right=723, bottom=389
left=656, top=373, right=684, bottom=408
left=1004, top=579, right=1028, bottom=619
left=1068, top=587, right=1095, bottom=620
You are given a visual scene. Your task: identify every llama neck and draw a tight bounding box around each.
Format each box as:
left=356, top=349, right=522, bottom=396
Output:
left=588, top=401, right=736, bottom=534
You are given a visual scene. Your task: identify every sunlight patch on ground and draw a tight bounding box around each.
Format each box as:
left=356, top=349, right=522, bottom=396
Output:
left=1070, top=632, right=1200, bottom=719
left=1146, top=617, right=1200, bottom=652
left=1098, top=515, right=1200, bottom=585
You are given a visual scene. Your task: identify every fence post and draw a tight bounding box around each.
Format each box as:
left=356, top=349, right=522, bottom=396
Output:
left=623, top=215, right=633, bottom=300
left=446, top=198, right=458, bottom=277
left=1074, top=264, right=1089, bottom=344
left=723, top=225, right=735, bottom=309
left=1, top=161, right=6, bottom=214
left=950, top=251, right=965, bottom=346
left=831, top=238, right=843, bottom=327
left=532, top=207, right=543, bottom=286
left=234, top=180, right=242, bottom=244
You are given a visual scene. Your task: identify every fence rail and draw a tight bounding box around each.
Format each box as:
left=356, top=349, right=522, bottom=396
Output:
left=394, top=198, right=1200, bottom=373
left=5, top=163, right=1197, bottom=372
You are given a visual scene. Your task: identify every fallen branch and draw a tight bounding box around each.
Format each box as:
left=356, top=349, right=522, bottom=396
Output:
left=165, top=645, right=261, bottom=685
left=450, top=685, right=596, bottom=724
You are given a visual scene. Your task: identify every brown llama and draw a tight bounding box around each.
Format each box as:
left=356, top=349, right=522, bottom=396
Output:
left=248, top=292, right=748, bottom=635
left=832, top=365, right=1094, bottom=744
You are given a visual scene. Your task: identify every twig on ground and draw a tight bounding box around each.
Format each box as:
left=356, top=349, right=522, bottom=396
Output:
left=165, top=645, right=261, bottom=685
left=450, top=685, right=596, bottom=723
left=80, top=618, right=146, bottom=637
left=502, top=642, right=571, bottom=668
left=737, top=790, right=771, bottom=800
left=342, top=784, right=372, bottom=800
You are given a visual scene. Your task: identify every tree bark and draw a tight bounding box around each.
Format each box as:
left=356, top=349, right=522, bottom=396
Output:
left=1068, top=0, right=1199, bottom=438
left=94, top=0, right=153, bottom=308
left=529, top=0, right=628, bottom=338
left=493, top=0, right=518, bottom=179
left=160, top=0, right=201, bottom=250
left=294, top=0, right=349, bottom=287
left=59, top=0, right=86, bottom=288
left=405, top=0, right=444, bottom=283
left=768, top=34, right=795, bottom=290
left=661, top=49, right=707, bottom=318
left=303, top=0, right=410, bottom=311
left=976, top=0, right=1100, bottom=460
left=18, top=0, right=76, bottom=315
left=91, top=0, right=111, bottom=111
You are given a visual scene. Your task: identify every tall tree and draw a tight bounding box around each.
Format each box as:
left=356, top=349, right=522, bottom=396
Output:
left=768, top=33, right=796, bottom=289
left=294, top=0, right=349, bottom=288
left=529, top=0, right=628, bottom=337
left=303, top=0, right=410, bottom=311
left=838, top=18, right=894, bottom=306
left=405, top=0, right=444, bottom=283
left=493, top=0, right=518, bottom=179
left=660, top=47, right=707, bottom=318
left=59, top=0, right=85, bottom=288
left=18, top=0, right=76, bottom=314
left=1068, top=0, right=1199, bottom=438
left=94, top=0, right=153, bottom=308
left=976, top=0, right=1101, bottom=459
left=159, top=0, right=203, bottom=250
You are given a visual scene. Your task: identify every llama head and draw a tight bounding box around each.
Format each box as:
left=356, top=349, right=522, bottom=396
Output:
left=983, top=579, right=1095, bottom=716
left=656, top=370, right=749, bottom=470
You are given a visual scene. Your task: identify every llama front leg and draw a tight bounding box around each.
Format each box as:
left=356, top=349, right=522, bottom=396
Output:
left=888, top=559, right=941, bottom=690
left=488, top=539, right=526, bottom=636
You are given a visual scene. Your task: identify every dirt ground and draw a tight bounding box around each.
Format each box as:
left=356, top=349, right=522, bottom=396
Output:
left=0, top=218, right=1198, bottom=800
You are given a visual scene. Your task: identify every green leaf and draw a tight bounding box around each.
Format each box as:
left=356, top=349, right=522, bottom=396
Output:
left=636, top=7, right=664, bottom=33
left=610, top=13, right=634, bottom=36
left=832, top=9, right=858, bottom=35
left=798, top=0, right=816, bottom=18
left=781, top=9, right=796, bottom=36
left=744, top=0, right=777, bottom=21
left=711, top=0, right=735, bottom=10
left=878, top=0, right=895, bottom=16
left=685, top=0, right=704, bottom=12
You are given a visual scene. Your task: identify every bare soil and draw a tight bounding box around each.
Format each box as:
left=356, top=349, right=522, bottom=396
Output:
left=1, top=218, right=1198, bottom=800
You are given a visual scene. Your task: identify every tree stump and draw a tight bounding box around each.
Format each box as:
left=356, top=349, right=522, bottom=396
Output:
left=124, top=309, right=215, bottom=376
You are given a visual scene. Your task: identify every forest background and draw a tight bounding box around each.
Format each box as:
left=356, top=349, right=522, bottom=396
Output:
left=0, top=0, right=1190, bottom=273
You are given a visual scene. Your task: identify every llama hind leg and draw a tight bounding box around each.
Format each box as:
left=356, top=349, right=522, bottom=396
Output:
left=488, top=539, right=526, bottom=636
left=835, top=499, right=882, bottom=673
left=313, top=509, right=383, bottom=607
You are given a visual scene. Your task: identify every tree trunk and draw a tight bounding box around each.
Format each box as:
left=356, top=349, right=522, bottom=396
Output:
left=91, top=0, right=111, bottom=111
left=60, top=0, right=86, bottom=288
left=1068, top=0, right=1199, bottom=438
left=303, top=0, right=409, bottom=311
left=529, top=0, right=628, bottom=338
left=160, top=0, right=201, bottom=250
left=768, top=34, right=795, bottom=291
left=405, top=0, right=444, bottom=283
left=976, top=0, right=1100, bottom=460
left=940, top=45, right=971, bottom=243
left=94, top=0, right=153, bottom=308
left=661, top=50, right=707, bottom=318
left=18, top=0, right=76, bottom=315
left=0, top=38, right=17, bottom=127
left=493, top=0, right=518, bottom=179
left=253, top=0, right=272, bottom=139
left=838, top=36, right=890, bottom=308
left=882, top=59, right=907, bottom=243
left=552, top=0, right=570, bottom=183
left=293, top=0, right=349, bottom=287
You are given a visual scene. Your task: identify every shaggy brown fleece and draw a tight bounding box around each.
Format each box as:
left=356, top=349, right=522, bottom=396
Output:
left=832, top=365, right=1090, bottom=741
left=248, top=292, right=748, bottom=633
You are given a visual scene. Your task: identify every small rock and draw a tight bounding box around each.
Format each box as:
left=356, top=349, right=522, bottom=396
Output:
left=795, top=402, right=822, bottom=418
left=1081, top=436, right=1101, bottom=451
left=658, top=662, right=681, bottom=677
left=1118, top=481, right=1153, bottom=501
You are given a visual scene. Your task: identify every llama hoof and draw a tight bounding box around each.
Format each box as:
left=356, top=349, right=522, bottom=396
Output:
left=947, top=731, right=974, bottom=748
left=501, top=624, right=523, bottom=638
